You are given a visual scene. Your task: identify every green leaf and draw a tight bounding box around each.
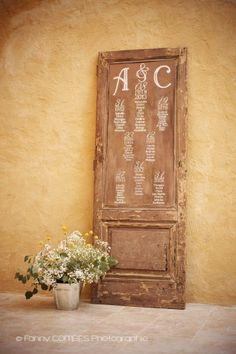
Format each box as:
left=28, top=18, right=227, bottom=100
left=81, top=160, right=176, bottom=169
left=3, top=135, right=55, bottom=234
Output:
left=108, top=256, right=119, bottom=268
left=25, top=291, right=33, bottom=300
left=93, top=260, right=99, bottom=267
left=31, top=266, right=38, bottom=275
left=18, top=274, right=24, bottom=281
left=60, top=252, right=68, bottom=258
left=41, top=283, right=48, bottom=291
left=62, top=275, right=69, bottom=283
left=67, top=260, right=77, bottom=272
left=30, top=267, right=38, bottom=279
left=32, top=288, right=38, bottom=295
left=28, top=266, right=36, bottom=277
left=100, top=261, right=109, bottom=272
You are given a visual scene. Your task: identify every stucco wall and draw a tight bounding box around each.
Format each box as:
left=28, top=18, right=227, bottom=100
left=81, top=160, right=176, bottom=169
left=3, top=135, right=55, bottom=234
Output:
left=0, top=0, right=235, bottom=304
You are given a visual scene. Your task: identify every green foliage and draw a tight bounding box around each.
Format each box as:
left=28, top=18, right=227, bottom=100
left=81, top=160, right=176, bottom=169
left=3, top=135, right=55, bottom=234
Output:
left=99, top=260, right=109, bottom=272
left=62, top=275, right=69, bottom=283
left=16, top=230, right=119, bottom=301
left=108, top=256, right=119, bottom=268
left=59, top=252, right=68, bottom=258
left=32, top=288, right=38, bottom=295
left=25, top=291, right=33, bottom=300
left=41, top=283, right=48, bottom=291
left=16, top=256, right=41, bottom=300
left=67, top=259, right=78, bottom=272
left=21, top=276, right=27, bottom=284
left=15, top=272, right=20, bottom=279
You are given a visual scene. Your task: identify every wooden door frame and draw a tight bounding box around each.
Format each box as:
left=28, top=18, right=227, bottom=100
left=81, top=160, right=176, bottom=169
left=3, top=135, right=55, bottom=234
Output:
left=92, top=48, right=187, bottom=309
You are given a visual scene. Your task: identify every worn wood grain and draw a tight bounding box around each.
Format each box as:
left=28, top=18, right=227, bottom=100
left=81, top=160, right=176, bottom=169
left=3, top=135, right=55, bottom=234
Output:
left=92, top=48, right=187, bottom=309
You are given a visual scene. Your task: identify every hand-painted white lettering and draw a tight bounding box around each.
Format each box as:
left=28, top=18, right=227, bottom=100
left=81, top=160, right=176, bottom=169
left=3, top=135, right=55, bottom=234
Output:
left=153, top=171, right=165, bottom=205
left=145, top=132, right=156, bottom=162
left=114, top=99, right=126, bottom=131
left=157, top=97, right=168, bottom=131
left=123, top=132, right=134, bottom=161
left=115, top=170, right=126, bottom=204
left=135, top=82, right=148, bottom=100
left=113, top=68, right=130, bottom=96
left=136, top=63, right=149, bottom=82
left=134, top=161, right=145, bottom=196
left=134, top=63, right=149, bottom=132
left=154, top=65, right=171, bottom=89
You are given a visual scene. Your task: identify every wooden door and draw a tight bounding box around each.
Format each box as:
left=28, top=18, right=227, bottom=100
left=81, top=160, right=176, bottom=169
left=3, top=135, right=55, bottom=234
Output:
left=92, top=48, right=187, bottom=309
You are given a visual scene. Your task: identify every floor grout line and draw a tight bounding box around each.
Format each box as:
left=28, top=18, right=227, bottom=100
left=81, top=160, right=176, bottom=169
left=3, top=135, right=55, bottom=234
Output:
left=1, top=294, right=236, bottom=354
left=189, top=305, right=217, bottom=343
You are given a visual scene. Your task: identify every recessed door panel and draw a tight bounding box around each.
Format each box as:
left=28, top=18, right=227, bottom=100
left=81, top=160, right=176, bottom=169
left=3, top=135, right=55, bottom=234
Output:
left=110, top=227, right=169, bottom=271
left=104, top=60, right=176, bottom=208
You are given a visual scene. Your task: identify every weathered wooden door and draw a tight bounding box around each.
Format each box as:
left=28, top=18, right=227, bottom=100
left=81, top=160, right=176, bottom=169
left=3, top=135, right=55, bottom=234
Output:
left=92, top=48, right=187, bottom=309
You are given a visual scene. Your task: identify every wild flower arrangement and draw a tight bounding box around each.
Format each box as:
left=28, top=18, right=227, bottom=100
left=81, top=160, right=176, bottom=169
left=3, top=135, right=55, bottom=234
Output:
left=15, top=227, right=118, bottom=299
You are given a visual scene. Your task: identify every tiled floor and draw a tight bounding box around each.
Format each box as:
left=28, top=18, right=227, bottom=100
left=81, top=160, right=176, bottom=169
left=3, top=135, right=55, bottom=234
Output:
left=0, top=293, right=235, bottom=354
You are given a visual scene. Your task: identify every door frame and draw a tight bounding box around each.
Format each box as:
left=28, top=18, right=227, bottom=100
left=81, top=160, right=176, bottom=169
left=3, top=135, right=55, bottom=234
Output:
left=92, top=48, right=187, bottom=309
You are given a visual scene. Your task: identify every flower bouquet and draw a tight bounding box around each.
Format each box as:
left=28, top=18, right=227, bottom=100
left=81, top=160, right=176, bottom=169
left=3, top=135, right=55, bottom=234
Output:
left=15, top=228, right=118, bottom=301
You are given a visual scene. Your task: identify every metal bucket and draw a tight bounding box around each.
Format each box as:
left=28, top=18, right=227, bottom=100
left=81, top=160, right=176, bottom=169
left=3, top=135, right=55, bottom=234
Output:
left=53, top=283, right=80, bottom=310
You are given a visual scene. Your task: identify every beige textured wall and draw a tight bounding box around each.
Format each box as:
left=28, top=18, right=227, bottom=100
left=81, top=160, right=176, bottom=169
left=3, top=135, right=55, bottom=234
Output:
left=0, top=0, right=235, bottom=304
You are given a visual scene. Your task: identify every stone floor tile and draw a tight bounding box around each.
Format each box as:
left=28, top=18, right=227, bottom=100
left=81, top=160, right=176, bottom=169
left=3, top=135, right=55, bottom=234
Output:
left=191, top=332, right=236, bottom=354
left=0, top=293, right=235, bottom=354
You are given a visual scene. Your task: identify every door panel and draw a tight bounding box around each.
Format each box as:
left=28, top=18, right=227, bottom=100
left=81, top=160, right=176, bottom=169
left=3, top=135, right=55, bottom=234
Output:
left=102, top=222, right=177, bottom=277
left=110, top=227, right=169, bottom=271
left=92, top=48, right=187, bottom=309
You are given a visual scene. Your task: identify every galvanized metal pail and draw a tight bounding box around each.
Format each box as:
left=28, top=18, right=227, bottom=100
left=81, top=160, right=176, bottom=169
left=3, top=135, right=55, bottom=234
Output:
left=54, top=283, right=80, bottom=310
